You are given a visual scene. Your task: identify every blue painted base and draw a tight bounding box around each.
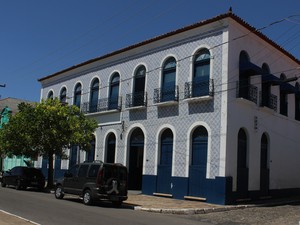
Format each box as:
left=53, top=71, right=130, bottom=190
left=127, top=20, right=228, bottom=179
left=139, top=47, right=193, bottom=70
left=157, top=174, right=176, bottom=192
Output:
left=141, top=174, right=233, bottom=205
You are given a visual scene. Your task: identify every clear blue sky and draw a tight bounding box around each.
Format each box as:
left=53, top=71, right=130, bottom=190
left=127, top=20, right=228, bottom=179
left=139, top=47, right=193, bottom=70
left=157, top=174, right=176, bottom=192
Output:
left=1, top=0, right=300, bottom=102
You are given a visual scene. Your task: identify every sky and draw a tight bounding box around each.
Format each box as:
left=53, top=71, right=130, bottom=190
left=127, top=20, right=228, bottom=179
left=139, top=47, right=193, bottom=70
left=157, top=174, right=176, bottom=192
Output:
left=1, top=0, right=300, bottom=102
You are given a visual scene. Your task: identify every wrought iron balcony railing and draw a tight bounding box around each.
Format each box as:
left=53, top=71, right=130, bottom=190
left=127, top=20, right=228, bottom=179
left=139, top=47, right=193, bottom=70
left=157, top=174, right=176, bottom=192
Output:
left=153, top=85, right=179, bottom=104
left=125, top=91, right=147, bottom=108
left=81, top=97, right=122, bottom=114
left=184, top=79, right=214, bottom=99
left=236, top=81, right=258, bottom=104
left=259, top=92, right=277, bottom=111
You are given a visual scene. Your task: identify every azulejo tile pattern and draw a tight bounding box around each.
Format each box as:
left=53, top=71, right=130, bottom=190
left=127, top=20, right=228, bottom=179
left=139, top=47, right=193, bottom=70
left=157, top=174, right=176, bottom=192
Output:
left=41, top=29, right=224, bottom=180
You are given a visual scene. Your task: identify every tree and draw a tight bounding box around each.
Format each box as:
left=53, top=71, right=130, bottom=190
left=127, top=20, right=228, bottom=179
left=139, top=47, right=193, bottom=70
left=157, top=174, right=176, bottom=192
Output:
left=0, top=98, right=98, bottom=188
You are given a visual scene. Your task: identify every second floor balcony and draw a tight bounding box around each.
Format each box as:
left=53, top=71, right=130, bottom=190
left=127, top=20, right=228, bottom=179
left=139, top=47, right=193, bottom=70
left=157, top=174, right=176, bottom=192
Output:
left=81, top=97, right=122, bottom=114
left=259, top=92, right=278, bottom=112
left=125, top=91, right=147, bottom=109
left=153, top=85, right=179, bottom=105
left=184, top=79, right=214, bottom=99
left=236, top=81, right=258, bottom=105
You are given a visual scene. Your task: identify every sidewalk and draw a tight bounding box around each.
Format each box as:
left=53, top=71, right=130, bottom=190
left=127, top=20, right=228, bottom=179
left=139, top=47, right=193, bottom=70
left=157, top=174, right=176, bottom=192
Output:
left=1, top=192, right=300, bottom=225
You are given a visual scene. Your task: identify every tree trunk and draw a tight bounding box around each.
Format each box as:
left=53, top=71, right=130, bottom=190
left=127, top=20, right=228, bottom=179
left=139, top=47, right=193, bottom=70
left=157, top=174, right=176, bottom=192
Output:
left=47, top=153, right=54, bottom=189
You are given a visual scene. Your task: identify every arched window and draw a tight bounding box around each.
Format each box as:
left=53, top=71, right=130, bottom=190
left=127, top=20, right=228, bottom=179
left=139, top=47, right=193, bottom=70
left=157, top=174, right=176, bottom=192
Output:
left=239, top=50, right=250, bottom=63
left=47, top=91, right=54, bottom=100
left=90, top=78, right=99, bottom=113
left=192, top=49, right=211, bottom=97
left=161, top=57, right=176, bottom=102
left=73, top=83, right=82, bottom=108
left=280, top=73, right=288, bottom=116
left=106, top=133, right=116, bottom=163
left=262, top=63, right=270, bottom=74
left=239, top=51, right=251, bottom=99
left=133, top=65, right=146, bottom=107
left=60, top=87, right=67, bottom=103
left=295, top=82, right=300, bottom=120
left=261, top=63, right=271, bottom=108
left=109, top=73, right=120, bottom=110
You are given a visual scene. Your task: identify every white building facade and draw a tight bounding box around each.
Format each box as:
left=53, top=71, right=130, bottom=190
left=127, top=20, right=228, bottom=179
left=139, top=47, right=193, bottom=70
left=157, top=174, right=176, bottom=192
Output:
left=38, top=12, right=300, bottom=204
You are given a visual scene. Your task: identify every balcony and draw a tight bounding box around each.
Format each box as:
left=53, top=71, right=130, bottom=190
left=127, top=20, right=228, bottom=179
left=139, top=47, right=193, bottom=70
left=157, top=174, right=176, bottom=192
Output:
left=125, top=91, right=147, bottom=109
left=236, top=81, right=258, bottom=104
left=153, top=85, right=179, bottom=105
left=81, top=97, right=122, bottom=114
left=184, top=79, right=214, bottom=100
left=259, top=92, right=277, bottom=112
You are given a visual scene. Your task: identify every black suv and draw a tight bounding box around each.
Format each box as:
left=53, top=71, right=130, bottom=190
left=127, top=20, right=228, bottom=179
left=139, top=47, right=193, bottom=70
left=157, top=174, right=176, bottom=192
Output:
left=54, top=161, right=128, bottom=206
left=0, top=166, right=45, bottom=191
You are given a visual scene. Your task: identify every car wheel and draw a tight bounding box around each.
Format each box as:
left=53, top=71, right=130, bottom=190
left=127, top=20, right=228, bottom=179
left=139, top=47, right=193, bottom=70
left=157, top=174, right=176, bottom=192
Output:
left=112, top=201, right=122, bottom=208
left=15, top=180, right=22, bottom=190
left=1, top=181, right=6, bottom=187
left=83, top=190, right=93, bottom=205
left=55, top=185, right=64, bottom=199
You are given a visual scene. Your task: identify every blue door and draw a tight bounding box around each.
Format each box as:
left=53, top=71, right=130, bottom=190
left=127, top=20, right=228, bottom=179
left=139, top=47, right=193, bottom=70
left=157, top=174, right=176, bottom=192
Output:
left=106, top=133, right=116, bottom=163
left=129, top=128, right=144, bottom=190
left=157, top=129, right=173, bottom=194
left=188, top=126, right=208, bottom=197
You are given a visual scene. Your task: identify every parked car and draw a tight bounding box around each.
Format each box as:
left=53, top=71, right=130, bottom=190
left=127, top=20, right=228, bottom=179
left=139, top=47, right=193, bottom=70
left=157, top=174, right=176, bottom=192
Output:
left=0, top=166, right=45, bottom=191
left=54, top=160, right=128, bottom=207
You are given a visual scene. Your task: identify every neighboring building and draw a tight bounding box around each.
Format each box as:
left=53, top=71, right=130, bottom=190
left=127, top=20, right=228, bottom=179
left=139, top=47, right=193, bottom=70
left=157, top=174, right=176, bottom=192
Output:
left=0, top=98, right=33, bottom=171
left=38, top=12, right=300, bottom=204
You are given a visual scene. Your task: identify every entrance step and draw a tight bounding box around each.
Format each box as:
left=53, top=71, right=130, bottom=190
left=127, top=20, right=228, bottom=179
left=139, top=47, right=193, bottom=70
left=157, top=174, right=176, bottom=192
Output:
left=153, top=193, right=173, bottom=198
left=259, top=196, right=272, bottom=200
left=184, top=196, right=206, bottom=201
left=236, top=198, right=251, bottom=202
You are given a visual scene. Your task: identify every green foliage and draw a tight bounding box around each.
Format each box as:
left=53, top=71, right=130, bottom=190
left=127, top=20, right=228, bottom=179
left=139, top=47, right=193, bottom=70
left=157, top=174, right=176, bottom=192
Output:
left=0, top=98, right=98, bottom=187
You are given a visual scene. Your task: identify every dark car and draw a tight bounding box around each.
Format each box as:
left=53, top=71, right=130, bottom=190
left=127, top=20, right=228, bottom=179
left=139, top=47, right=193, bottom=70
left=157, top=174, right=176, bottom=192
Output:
left=0, top=166, right=45, bottom=191
left=54, top=160, right=128, bottom=207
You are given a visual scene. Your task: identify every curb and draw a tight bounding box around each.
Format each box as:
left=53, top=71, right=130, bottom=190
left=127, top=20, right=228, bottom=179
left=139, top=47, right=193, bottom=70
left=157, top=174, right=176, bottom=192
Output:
left=133, top=205, right=251, bottom=215
left=132, top=197, right=300, bottom=215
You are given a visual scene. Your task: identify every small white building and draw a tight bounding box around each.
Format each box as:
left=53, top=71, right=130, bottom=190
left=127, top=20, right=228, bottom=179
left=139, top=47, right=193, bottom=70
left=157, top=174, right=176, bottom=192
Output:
left=38, top=12, right=300, bottom=204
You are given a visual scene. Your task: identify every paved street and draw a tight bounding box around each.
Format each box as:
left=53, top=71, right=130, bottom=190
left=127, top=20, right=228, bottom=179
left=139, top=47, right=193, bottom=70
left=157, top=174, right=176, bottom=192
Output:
left=183, top=203, right=300, bottom=225
left=0, top=187, right=206, bottom=225
left=1, top=186, right=300, bottom=225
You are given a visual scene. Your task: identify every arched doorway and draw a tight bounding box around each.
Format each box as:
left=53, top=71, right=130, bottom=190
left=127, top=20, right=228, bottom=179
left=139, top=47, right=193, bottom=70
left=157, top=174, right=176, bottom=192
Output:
left=156, top=128, right=173, bottom=194
left=86, top=135, right=96, bottom=162
left=236, top=128, right=248, bottom=198
left=128, top=128, right=144, bottom=190
left=260, top=133, right=269, bottom=196
left=106, top=133, right=116, bottom=163
left=188, top=126, right=208, bottom=197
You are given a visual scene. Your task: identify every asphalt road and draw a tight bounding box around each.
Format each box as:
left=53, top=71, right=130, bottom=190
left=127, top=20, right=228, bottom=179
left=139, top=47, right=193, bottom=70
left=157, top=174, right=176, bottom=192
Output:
left=1, top=186, right=300, bottom=225
left=0, top=186, right=206, bottom=225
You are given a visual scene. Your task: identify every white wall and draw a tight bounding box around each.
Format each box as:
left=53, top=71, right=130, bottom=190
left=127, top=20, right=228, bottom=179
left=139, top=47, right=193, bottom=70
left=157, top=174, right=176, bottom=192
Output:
left=226, top=18, right=300, bottom=191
